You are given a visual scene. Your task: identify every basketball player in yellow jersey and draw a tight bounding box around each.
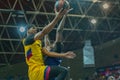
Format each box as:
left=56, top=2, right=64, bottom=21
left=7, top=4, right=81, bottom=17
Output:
left=23, top=9, right=76, bottom=80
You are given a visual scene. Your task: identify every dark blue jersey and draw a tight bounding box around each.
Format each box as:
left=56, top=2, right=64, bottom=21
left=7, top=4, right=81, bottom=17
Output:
left=45, top=42, right=63, bottom=66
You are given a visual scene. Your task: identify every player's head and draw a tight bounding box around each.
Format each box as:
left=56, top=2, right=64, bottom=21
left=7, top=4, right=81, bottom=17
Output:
left=27, top=24, right=37, bottom=35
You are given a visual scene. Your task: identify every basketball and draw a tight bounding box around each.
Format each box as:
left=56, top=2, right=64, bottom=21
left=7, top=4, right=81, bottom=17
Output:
left=54, top=0, right=70, bottom=13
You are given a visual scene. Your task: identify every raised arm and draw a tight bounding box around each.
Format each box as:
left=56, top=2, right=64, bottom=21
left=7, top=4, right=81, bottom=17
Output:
left=55, top=14, right=67, bottom=42
left=44, top=34, right=51, bottom=47
left=34, top=9, right=67, bottom=40
left=55, top=8, right=73, bottom=43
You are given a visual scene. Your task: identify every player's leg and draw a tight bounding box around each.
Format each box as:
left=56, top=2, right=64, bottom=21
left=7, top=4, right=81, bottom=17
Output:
left=49, top=66, right=68, bottom=80
left=44, top=66, right=68, bottom=80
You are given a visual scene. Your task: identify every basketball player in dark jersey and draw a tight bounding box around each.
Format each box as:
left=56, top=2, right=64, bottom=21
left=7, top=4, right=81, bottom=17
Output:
left=44, top=8, right=72, bottom=80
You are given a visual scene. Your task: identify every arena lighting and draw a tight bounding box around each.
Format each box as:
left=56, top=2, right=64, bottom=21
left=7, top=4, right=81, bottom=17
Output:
left=67, top=66, right=70, bottom=69
left=102, top=3, right=109, bottom=9
left=19, top=26, right=25, bottom=32
left=70, top=78, right=73, bottom=80
left=90, top=19, right=97, bottom=24
left=92, top=0, right=98, bottom=3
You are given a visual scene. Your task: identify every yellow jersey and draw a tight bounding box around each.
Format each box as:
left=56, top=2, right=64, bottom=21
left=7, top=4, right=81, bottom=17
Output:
left=23, top=39, right=47, bottom=80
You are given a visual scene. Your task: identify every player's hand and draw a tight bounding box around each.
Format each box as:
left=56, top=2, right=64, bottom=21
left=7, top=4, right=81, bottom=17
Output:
left=55, top=8, right=68, bottom=19
left=67, top=8, right=73, bottom=13
left=64, top=8, right=73, bottom=16
left=64, top=51, right=76, bottom=59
